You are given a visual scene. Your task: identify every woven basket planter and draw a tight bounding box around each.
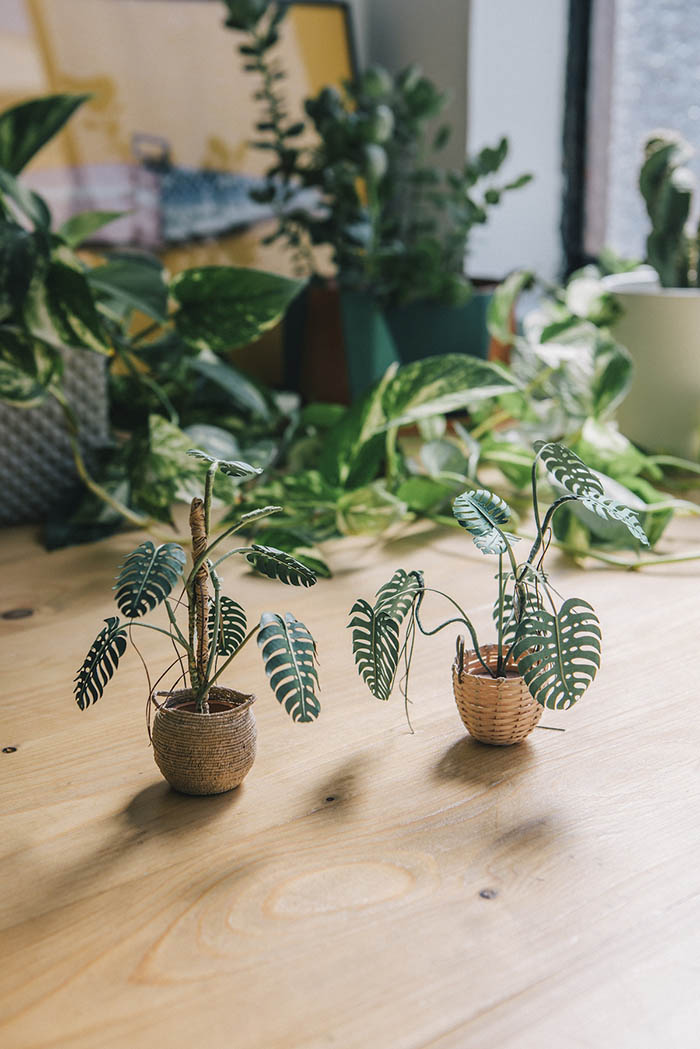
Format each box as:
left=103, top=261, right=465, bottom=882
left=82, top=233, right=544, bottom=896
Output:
left=452, top=642, right=542, bottom=746
left=152, top=686, right=256, bottom=795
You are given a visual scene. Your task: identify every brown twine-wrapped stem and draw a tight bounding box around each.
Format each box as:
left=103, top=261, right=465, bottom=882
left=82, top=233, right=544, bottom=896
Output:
left=189, top=497, right=210, bottom=712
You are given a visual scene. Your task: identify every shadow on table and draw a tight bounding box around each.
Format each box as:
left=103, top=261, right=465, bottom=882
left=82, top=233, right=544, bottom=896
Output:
left=124, top=778, right=243, bottom=833
left=433, top=735, right=536, bottom=787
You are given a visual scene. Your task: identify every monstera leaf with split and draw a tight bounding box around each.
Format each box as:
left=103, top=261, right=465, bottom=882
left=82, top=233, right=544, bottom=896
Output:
left=209, top=596, right=247, bottom=656
left=452, top=488, right=520, bottom=555
left=257, top=612, right=320, bottom=721
left=348, top=598, right=400, bottom=701
left=73, top=617, right=127, bottom=710
left=244, top=545, right=317, bottom=586
left=579, top=496, right=650, bottom=546
left=114, top=541, right=186, bottom=618
left=535, top=441, right=604, bottom=501
left=373, top=569, right=422, bottom=623
left=512, top=598, right=602, bottom=709
left=535, top=441, right=648, bottom=546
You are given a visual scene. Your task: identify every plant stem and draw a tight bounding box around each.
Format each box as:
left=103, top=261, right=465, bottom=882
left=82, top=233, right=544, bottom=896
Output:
left=496, top=553, right=504, bottom=675
left=415, top=587, right=494, bottom=677
left=189, top=497, right=210, bottom=712
left=205, top=622, right=261, bottom=692
left=129, top=621, right=191, bottom=650
left=385, top=426, right=400, bottom=486
left=203, top=462, right=217, bottom=537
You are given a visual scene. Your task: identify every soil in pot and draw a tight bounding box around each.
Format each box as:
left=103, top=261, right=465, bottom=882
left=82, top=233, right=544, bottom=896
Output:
left=452, top=642, right=542, bottom=746
left=151, top=686, right=257, bottom=795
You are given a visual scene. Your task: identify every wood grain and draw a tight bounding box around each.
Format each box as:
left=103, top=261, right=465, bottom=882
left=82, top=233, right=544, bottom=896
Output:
left=1, top=519, right=700, bottom=1049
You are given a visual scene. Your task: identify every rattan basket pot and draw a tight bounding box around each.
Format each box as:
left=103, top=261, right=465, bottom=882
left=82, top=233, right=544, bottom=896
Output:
left=152, top=686, right=256, bottom=795
left=452, top=642, right=542, bottom=746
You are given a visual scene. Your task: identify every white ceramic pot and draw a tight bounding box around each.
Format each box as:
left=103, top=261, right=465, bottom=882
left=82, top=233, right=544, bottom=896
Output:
left=603, top=269, right=700, bottom=458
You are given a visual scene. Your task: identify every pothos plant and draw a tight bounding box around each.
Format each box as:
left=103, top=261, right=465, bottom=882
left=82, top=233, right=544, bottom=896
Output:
left=349, top=441, right=649, bottom=727
left=0, top=92, right=304, bottom=542
left=74, top=451, right=320, bottom=721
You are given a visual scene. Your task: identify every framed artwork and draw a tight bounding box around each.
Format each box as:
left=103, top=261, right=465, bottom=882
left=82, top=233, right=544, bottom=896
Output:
left=18, top=0, right=356, bottom=267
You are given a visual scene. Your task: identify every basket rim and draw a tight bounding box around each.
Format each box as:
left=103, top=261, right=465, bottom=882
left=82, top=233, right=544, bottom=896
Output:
left=154, top=685, right=255, bottom=716
left=453, top=642, right=524, bottom=684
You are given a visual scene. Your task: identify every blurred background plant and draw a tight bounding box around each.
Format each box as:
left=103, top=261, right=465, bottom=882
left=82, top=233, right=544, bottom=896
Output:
left=640, top=129, right=700, bottom=288
left=225, top=0, right=531, bottom=308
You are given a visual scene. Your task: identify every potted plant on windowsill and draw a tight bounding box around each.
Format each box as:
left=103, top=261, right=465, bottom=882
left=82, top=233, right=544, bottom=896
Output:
left=603, top=130, right=700, bottom=458
left=74, top=452, right=320, bottom=794
left=224, top=0, right=532, bottom=399
left=348, top=442, right=648, bottom=742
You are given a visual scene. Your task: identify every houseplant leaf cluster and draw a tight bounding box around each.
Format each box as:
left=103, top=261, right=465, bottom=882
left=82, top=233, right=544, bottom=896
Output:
left=226, top=0, right=532, bottom=307
left=348, top=442, right=648, bottom=735
left=0, top=93, right=304, bottom=542
left=75, top=454, right=321, bottom=718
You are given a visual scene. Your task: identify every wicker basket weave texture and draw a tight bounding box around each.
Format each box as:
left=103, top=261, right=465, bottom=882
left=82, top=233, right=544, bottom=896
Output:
left=152, top=686, right=256, bottom=795
left=0, top=348, right=108, bottom=524
left=452, top=642, right=543, bottom=746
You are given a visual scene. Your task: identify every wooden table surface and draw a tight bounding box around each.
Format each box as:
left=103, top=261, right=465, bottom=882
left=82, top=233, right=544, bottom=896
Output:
left=2, top=518, right=700, bottom=1049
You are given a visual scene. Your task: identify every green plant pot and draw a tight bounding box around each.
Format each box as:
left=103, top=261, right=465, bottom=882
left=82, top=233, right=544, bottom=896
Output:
left=384, top=290, right=494, bottom=364
left=339, top=289, right=399, bottom=399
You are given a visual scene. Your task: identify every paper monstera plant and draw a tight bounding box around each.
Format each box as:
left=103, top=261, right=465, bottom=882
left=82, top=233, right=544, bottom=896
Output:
left=74, top=451, right=320, bottom=794
left=349, top=441, right=648, bottom=743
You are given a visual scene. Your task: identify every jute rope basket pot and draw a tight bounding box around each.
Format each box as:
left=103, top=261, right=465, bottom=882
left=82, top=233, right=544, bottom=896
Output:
left=152, top=686, right=256, bottom=795
left=452, top=641, right=543, bottom=746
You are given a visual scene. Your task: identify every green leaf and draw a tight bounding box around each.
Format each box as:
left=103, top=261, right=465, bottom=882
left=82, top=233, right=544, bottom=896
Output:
left=0, top=169, right=50, bottom=227
left=336, top=482, right=407, bottom=536
left=131, top=415, right=203, bottom=522
left=487, top=270, right=533, bottom=345
left=255, top=526, right=331, bottom=579
left=380, top=355, right=517, bottom=429
left=114, top=540, right=186, bottom=618
left=0, top=93, right=89, bottom=174
left=0, top=326, right=61, bottom=405
left=373, top=569, right=422, bottom=623
left=171, top=266, right=304, bottom=352
left=576, top=493, right=650, bottom=546
left=186, top=448, right=262, bottom=478
left=420, top=438, right=468, bottom=479
left=348, top=598, right=400, bottom=701
left=257, top=611, right=320, bottom=722
left=182, top=423, right=241, bottom=462
left=512, top=598, right=602, bottom=709
left=209, top=596, right=247, bottom=656
left=0, top=223, right=39, bottom=320
left=88, top=253, right=168, bottom=322
left=395, top=475, right=454, bottom=513
left=189, top=355, right=271, bottom=420
left=534, top=441, right=605, bottom=501
left=318, top=367, right=394, bottom=488
left=244, top=545, right=317, bottom=586
left=536, top=442, right=649, bottom=545
left=452, top=488, right=519, bottom=555
left=25, top=259, right=111, bottom=354
left=59, top=210, right=124, bottom=248
left=74, top=616, right=127, bottom=710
